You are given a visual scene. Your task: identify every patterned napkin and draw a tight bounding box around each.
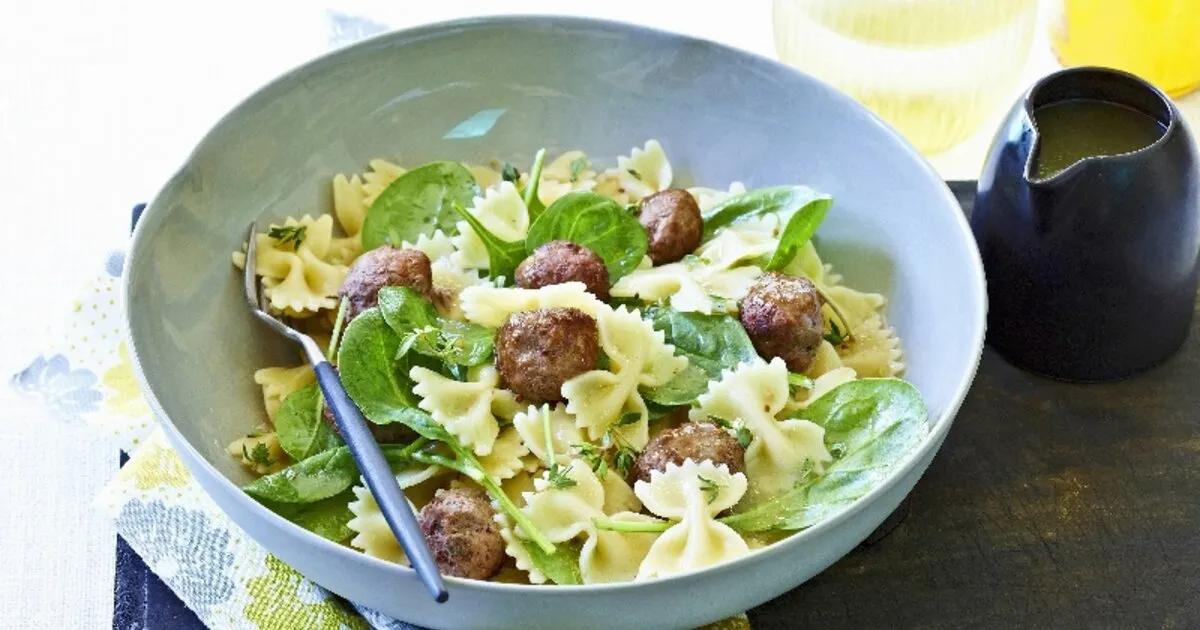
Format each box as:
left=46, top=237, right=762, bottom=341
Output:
left=10, top=249, right=750, bottom=630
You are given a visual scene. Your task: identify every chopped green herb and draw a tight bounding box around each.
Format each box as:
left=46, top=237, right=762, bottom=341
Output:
left=613, top=446, right=637, bottom=478
left=546, top=463, right=577, bottom=489
left=501, top=162, right=520, bottom=184
left=568, top=156, right=588, bottom=183
left=697, top=474, right=723, bottom=504
left=573, top=443, right=608, bottom=480
left=243, top=442, right=273, bottom=467
left=787, top=372, right=814, bottom=394
left=824, top=320, right=848, bottom=346
left=616, top=411, right=642, bottom=427
left=626, top=168, right=642, bottom=181
left=733, top=420, right=753, bottom=449
left=541, top=405, right=576, bottom=489
left=267, top=225, right=307, bottom=249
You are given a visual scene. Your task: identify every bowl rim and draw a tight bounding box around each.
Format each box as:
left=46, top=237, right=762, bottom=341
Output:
left=124, top=13, right=986, bottom=596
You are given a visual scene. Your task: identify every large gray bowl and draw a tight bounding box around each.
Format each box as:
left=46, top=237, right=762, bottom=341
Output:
left=125, top=16, right=985, bottom=630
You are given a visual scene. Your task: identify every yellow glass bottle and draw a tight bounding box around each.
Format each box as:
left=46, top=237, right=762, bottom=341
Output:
left=773, top=0, right=1038, bottom=154
left=1052, top=0, right=1200, bottom=98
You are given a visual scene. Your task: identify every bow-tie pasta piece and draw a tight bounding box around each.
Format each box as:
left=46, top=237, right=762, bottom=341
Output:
left=633, top=459, right=750, bottom=580
left=796, top=367, right=859, bottom=410
left=226, top=432, right=287, bottom=475
left=698, top=358, right=832, bottom=501
left=398, top=228, right=486, bottom=318
left=513, top=460, right=659, bottom=584
left=410, top=365, right=503, bottom=456
left=452, top=182, right=530, bottom=271
left=477, top=427, right=530, bottom=481
left=233, top=214, right=348, bottom=315
left=330, top=159, right=406, bottom=262
left=600, top=470, right=642, bottom=515
left=513, top=404, right=584, bottom=466
left=460, top=282, right=605, bottom=328
left=346, top=464, right=445, bottom=565
left=253, top=364, right=315, bottom=421
left=528, top=150, right=598, bottom=207
left=611, top=228, right=771, bottom=315
left=594, top=140, right=673, bottom=205
left=360, top=158, right=406, bottom=207
left=832, top=313, right=904, bottom=378
left=687, top=182, right=747, bottom=214
left=466, top=163, right=504, bottom=191
left=562, top=306, right=687, bottom=447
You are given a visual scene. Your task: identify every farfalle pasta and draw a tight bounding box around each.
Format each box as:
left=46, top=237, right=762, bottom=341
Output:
left=452, top=182, right=531, bottom=271
left=514, top=461, right=659, bottom=584
left=252, top=364, right=315, bottom=421
left=230, top=139, right=926, bottom=587
left=562, top=305, right=687, bottom=447
left=634, top=459, right=750, bottom=580
left=698, top=359, right=832, bottom=501
left=410, top=365, right=503, bottom=456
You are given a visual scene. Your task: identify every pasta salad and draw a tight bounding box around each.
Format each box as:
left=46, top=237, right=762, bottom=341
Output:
left=229, top=140, right=927, bottom=584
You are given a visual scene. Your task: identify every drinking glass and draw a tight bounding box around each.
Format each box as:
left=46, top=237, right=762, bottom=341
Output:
left=773, top=0, right=1039, bottom=154
left=1052, top=0, right=1200, bottom=98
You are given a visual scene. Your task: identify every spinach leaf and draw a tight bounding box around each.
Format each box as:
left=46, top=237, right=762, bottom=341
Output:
left=243, top=443, right=422, bottom=504
left=720, top=378, right=927, bottom=532
left=261, top=489, right=355, bottom=542
left=525, top=191, right=648, bottom=281
left=640, top=307, right=759, bottom=406
left=379, top=287, right=494, bottom=367
left=702, top=185, right=829, bottom=239
left=521, top=538, right=583, bottom=585
left=377, top=286, right=438, bottom=333
left=273, top=383, right=342, bottom=461
left=522, top=148, right=548, bottom=221
left=337, top=307, right=420, bottom=423
left=401, top=321, right=495, bottom=367
left=361, top=161, right=479, bottom=250
left=449, top=201, right=527, bottom=282
left=370, top=404, right=560, bottom=555
left=243, top=446, right=358, bottom=503
left=764, top=196, right=832, bottom=271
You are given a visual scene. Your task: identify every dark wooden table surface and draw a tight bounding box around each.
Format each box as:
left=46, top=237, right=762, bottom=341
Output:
left=749, top=183, right=1200, bottom=629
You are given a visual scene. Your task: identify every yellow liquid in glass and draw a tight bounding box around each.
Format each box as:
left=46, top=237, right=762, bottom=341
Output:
left=773, top=0, right=1038, bottom=154
left=1053, top=0, right=1200, bottom=98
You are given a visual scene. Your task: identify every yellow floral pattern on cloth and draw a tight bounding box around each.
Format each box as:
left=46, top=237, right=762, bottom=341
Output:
left=114, top=432, right=190, bottom=491
left=245, top=555, right=369, bottom=630
left=102, top=342, right=151, bottom=418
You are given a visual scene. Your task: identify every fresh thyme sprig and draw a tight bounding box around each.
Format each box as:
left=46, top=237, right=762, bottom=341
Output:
left=243, top=442, right=273, bottom=467
left=568, top=156, right=588, bottom=183
left=697, top=474, right=724, bottom=505
left=267, top=225, right=307, bottom=249
left=711, top=417, right=753, bottom=449
left=542, top=405, right=576, bottom=489
left=501, top=162, right=520, bottom=184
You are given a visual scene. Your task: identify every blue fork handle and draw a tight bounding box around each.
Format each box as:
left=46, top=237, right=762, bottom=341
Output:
left=313, top=361, right=449, bottom=603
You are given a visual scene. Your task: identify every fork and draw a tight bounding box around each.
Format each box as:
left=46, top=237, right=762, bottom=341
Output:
left=243, top=223, right=448, bottom=603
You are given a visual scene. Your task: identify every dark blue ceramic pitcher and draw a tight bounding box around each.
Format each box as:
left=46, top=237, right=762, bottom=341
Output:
left=972, top=67, right=1200, bottom=381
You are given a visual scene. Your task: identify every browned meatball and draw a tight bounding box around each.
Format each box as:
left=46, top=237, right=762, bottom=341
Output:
left=418, top=487, right=505, bottom=580
left=739, top=272, right=825, bottom=372
left=515, top=240, right=610, bottom=300
left=339, top=246, right=432, bottom=320
left=495, top=308, right=599, bottom=402
left=639, top=189, right=703, bottom=265
left=632, top=422, right=746, bottom=483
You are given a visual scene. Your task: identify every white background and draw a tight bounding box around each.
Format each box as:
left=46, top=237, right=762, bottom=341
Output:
left=1, top=2, right=1196, bottom=628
